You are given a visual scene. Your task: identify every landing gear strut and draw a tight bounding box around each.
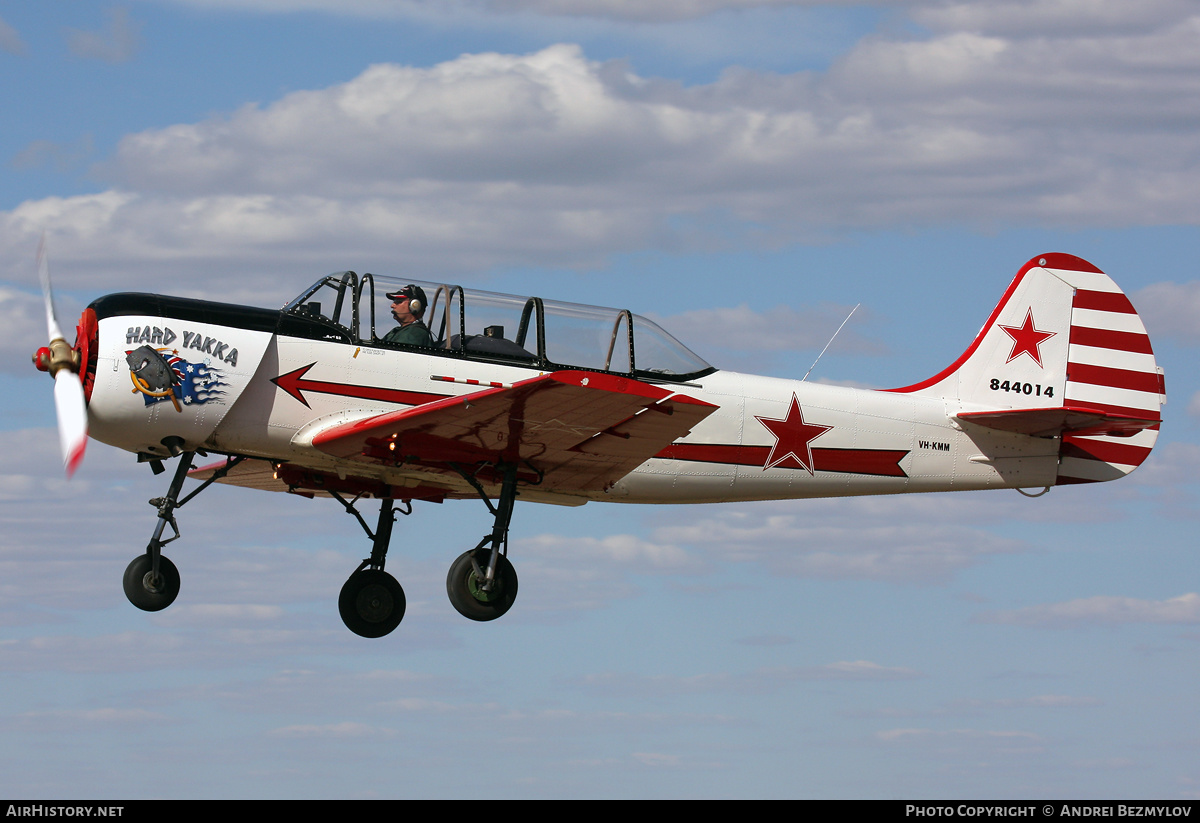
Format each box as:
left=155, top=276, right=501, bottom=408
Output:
left=446, top=463, right=520, bottom=621
left=121, top=450, right=527, bottom=637
left=334, top=495, right=408, bottom=638
left=123, top=451, right=243, bottom=613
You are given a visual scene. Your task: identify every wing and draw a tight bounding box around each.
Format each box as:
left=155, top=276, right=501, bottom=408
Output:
left=308, top=370, right=717, bottom=493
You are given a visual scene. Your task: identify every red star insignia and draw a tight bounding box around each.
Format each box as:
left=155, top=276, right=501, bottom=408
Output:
left=998, top=309, right=1056, bottom=367
left=755, top=394, right=832, bottom=474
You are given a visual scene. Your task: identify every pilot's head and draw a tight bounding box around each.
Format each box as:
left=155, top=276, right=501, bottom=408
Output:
left=386, top=284, right=427, bottom=320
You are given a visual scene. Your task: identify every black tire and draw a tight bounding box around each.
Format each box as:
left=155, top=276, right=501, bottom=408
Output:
left=339, top=569, right=406, bottom=638
left=123, top=554, right=181, bottom=612
left=446, top=550, right=518, bottom=621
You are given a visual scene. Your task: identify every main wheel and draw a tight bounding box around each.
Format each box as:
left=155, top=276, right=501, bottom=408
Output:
left=446, top=549, right=518, bottom=621
left=123, top=554, right=181, bottom=612
left=339, top=569, right=406, bottom=638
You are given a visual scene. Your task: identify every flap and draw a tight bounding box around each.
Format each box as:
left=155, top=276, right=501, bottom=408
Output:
left=189, top=457, right=454, bottom=501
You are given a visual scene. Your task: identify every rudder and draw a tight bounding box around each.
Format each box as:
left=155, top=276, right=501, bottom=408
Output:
left=1053, top=255, right=1164, bottom=483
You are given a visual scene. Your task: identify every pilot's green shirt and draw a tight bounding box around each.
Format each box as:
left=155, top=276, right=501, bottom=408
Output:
left=383, top=321, right=432, bottom=347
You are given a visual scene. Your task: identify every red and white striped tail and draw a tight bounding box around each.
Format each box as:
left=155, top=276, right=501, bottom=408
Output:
left=894, top=253, right=1164, bottom=484
left=1054, top=257, right=1164, bottom=483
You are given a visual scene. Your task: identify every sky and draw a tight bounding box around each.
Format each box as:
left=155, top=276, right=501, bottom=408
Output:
left=1, top=0, right=1199, bottom=800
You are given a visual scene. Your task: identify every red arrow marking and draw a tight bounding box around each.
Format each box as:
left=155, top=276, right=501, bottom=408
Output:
left=272, top=363, right=449, bottom=408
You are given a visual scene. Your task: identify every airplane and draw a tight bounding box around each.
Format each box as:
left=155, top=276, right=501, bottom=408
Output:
left=33, top=250, right=1165, bottom=637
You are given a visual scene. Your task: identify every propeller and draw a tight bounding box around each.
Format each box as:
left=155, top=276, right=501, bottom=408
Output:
left=32, top=237, right=88, bottom=476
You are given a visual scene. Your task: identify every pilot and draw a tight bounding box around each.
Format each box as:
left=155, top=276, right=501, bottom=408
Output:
left=382, top=284, right=433, bottom=347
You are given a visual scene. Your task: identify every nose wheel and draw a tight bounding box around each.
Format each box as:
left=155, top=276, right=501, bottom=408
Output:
left=123, top=554, right=180, bottom=611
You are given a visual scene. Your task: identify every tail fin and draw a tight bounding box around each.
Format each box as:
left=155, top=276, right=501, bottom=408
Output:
left=891, top=253, right=1165, bottom=483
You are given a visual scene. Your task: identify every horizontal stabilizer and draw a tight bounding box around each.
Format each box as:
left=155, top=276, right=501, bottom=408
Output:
left=957, top=405, right=1160, bottom=438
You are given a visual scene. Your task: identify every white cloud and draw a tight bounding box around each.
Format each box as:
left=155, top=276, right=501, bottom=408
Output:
left=12, top=136, right=96, bottom=174
left=6, top=707, right=169, bottom=733
left=270, top=721, right=397, bottom=737
left=980, top=592, right=1200, bottom=627
left=912, top=0, right=1196, bottom=37
left=630, top=751, right=680, bottom=767
left=1118, top=441, right=1200, bottom=487
left=156, top=0, right=890, bottom=23
left=66, top=7, right=143, bottom=64
left=521, top=532, right=691, bottom=569
left=0, top=287, right=64, bottom=376
left=876, top=727, right=1043, bottom=752
left=503, top=532, right=694, bottom=616
left=3, top=17, right=1199, bottom=287
left=167, top=603, right=287, bottom=624
left=649, top=303, right=884, bottom=354
left=654, top=497, right=1028, bottom=583
left=0, top=14, right=27, bottom=56
left=786, top=659, right=922, bottom=680
left=952, top=694, right=1103, bottom=710
left=173, top=0, right=1188, bottom=30
left=575, top=659, right=920, bottom=696
left=483, top=0, right=883, bottom=22
left=1132, top=281, right=1200, bottom=346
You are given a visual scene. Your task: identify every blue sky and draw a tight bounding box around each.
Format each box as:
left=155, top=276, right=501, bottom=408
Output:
left=2, top=0, right=1199, bottom=799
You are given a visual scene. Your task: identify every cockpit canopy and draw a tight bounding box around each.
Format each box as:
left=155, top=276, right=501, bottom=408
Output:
left=283, top=272, right=713, bottom=382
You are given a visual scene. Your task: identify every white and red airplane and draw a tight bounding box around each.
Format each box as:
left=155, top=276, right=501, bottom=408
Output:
left=34, top=251, right=1165, bottom=637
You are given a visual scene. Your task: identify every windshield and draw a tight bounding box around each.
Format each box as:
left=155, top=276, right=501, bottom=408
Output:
left=283, top=271, right=358, bottom=329
left=284, top=273, right=713, bottom=381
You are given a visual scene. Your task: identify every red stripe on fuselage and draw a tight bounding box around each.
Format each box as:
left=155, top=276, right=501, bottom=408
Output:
left=655, top=443, right=909, bottom=477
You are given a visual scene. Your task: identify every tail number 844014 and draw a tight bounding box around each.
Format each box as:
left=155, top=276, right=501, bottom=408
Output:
left=990, top=378, right=1054, bottom=397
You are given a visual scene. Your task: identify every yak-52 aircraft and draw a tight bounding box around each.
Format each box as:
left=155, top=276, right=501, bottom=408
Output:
left=33, top=250, right=1165, bottom=637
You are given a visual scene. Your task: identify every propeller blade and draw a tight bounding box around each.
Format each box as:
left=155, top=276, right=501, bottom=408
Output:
left=54, top=370, right=88, bottom=477
left=36, top=235, right=65, bottom=342
left=35, top=235, right=89, bottom=476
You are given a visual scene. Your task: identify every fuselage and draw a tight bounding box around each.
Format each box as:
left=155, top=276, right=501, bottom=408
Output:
left=83, top=289, right=1060, bottom=507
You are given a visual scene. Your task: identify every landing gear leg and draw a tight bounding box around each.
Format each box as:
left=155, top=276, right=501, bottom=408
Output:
left=336, top=496, right=407, bottom=638
left=447, top=464, right=520, bottom=621
left=124, top=451, right=192, bottom=611
left=123, top=452, right=245, bottom=612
